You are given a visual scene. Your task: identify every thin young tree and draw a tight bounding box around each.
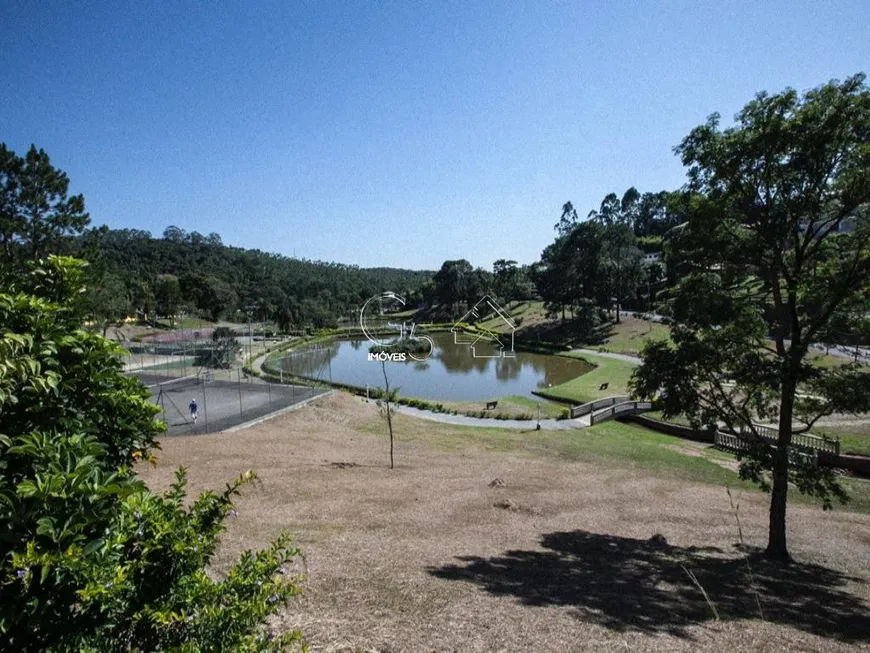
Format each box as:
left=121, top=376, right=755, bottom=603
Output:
left=379, top=360, right=399, bottom=469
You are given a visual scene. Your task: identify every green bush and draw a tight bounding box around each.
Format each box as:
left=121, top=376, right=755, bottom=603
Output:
left=0, top=258, right=305, bottom=651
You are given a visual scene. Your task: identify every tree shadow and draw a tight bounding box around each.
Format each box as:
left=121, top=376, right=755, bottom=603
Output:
left=516, top=319, right=613, bottom=348
left=428, top=530, right=870, bottom=642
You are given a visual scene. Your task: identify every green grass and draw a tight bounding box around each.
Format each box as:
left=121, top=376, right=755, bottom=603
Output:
left=645, top=410, right=693, bottom=427
left=813, top=423, right=870, bottom=456
left=476, top=300, right=548, bottom=332
left=535, top=352, right=638, bottom=404
left=589, top=317, right=672, bottom=356
left=364, top=411, right=870, bottom=514
left=365, top=415, right=755, bottom=489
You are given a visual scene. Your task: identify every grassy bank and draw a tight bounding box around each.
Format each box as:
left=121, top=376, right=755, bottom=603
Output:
left=534, top=352, right=638, bottom=404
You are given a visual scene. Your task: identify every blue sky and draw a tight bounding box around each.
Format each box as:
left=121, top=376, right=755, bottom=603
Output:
left=2, top=1, right=868, bottom=271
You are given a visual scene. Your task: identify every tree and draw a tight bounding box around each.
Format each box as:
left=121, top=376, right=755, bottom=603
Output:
left=378, top=361, right=398, bottom=469
left=629, top=74, right=870, bottom=562
left=433, top=259, right=473, bottom=316
left=0, top=257, right=304, bottom=650
left=86, top=271, right=132, bottom=336
left=493, top=259, right=519, bottom=304
left=154, top=274, right=182, bottom=325
left=0, top=144, right=90, bottom=264
left=200, top=325, right=240, bottom=368
left=554, top=201, right=579, bottom=236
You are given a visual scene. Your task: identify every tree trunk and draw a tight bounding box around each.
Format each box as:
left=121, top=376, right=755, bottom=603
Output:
left=766, top=450, right=790, bottom=561
left=766, top=377, right=795, bottom=562
left=382, top=361, right=394, bottom=469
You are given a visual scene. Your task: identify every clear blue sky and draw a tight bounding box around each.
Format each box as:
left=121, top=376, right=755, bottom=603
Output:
left=2, top=1, right=868, bottom=271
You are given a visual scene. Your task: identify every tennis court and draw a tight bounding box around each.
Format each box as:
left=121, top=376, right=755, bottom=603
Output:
left=131, top=372, right=327, bottom=435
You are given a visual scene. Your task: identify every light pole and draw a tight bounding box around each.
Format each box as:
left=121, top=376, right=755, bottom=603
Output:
left=244, top=305, right=255, bottom=381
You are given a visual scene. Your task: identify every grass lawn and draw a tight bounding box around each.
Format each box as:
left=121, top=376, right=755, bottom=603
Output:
left=589, top=316, right=672, bottom=355
left=438, top=394, right=565, bottom=419
left=374, top=398, right=870, bottom=514
left=535, top=351, right=638, bottom=404
left=813, top=422, right=870, bottom=456
left=477, top=300, right=550, bottom=332
left=140, top=391, right=870, bottom=651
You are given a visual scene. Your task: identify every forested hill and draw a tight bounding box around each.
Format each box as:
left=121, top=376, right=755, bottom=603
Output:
left=74, top=226, right=434, bottom=329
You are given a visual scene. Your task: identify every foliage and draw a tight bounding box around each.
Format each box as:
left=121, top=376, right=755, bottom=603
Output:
left=431, top=259, right=492, bottom=315
left=192, top=326, right=240, bottom=369
left=67, top=226, right=433, bottom=329
left=0, top=257, right=305, bottom=650
left=630, top=73, right=870, bottom=561
left=0, top=143, right=90, bottom=265
left=85, top=271, right=132, bottom=336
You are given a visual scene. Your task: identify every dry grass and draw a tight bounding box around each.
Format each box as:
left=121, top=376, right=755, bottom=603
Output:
left=139, top=392, right=870, bottom=652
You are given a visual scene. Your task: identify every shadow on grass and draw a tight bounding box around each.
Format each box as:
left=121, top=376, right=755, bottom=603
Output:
left=515, top=319, right=612, bottom=349
left=428, top=530, right=870, bottom=642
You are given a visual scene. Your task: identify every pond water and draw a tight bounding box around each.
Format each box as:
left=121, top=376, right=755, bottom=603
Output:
left=276, top=331, right=593, bottom=402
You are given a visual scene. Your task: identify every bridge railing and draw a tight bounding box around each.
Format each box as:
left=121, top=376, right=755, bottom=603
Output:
left=589, top=401, right=654, bottom=425
left=715, top=430, right=822, bottom=467
left=738, top=424, right=839, bottom=455
left=570, top=395, right=630, bottom=419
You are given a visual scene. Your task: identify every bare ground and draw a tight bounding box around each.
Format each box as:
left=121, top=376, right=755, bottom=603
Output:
left=139, top=392, right=870, bottom=652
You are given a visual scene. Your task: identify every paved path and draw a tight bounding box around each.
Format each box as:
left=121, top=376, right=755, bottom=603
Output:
left=392, top=403, right=589, bottom=430
left=570, top=349, right=642, bottom=365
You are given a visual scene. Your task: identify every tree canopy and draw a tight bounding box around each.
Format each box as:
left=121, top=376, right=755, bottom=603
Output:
left=630, top=73, right=870, bottom=561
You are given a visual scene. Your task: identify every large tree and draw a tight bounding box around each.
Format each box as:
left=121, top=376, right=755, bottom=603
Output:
left=630, top=74, right=870, bottom=561
left=0, top=144, right=90, bottom=264
left=432, top=259, right=474, bottom=316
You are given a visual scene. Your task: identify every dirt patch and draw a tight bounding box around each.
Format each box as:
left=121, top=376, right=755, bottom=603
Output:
left=664, top=442, right=741, bottom=473
left=139, top=390, right=870, bottom=652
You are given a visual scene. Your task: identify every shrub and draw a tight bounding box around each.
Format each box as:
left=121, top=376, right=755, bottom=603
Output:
left=0, top=258, right=305, bottom=651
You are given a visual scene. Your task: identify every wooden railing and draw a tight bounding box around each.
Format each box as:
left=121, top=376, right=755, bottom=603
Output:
left=570, top=395, right=629, bottom=419
left=715, top=431, right=822, bottom=467
left=738, top=424, right=840, bottom=455
left=589, top=401, right=654, bottom=425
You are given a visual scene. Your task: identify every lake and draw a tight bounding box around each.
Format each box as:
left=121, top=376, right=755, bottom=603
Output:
left=275, top=331, right=593, bottom=402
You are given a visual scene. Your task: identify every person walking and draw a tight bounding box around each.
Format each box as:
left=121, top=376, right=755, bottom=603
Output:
left=189, top=398, right=198, bottom=424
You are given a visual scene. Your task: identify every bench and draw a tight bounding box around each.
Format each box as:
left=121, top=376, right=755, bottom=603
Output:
left=598, top=382, right=609, bottom=391
left=485, top=401, right=498, bottom=410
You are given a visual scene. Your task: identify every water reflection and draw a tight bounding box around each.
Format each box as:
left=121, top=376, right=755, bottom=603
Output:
left=277, top=332, right=592, bottom=402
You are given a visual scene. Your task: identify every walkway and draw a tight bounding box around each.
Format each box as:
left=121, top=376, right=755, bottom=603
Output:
left=392, top=403, right=589, bottom=430
left=570, top=348, right=642, bottom=365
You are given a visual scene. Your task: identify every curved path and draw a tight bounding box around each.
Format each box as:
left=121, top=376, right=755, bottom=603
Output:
left=392, top=403, right=589, bottom=430
left=570, top=348, right=642, bottom=365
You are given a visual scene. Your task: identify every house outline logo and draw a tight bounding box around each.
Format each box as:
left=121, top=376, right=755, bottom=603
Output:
left=359, top=291, right=434, bottom=362
left=450, top=295, right=517, bottom=359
